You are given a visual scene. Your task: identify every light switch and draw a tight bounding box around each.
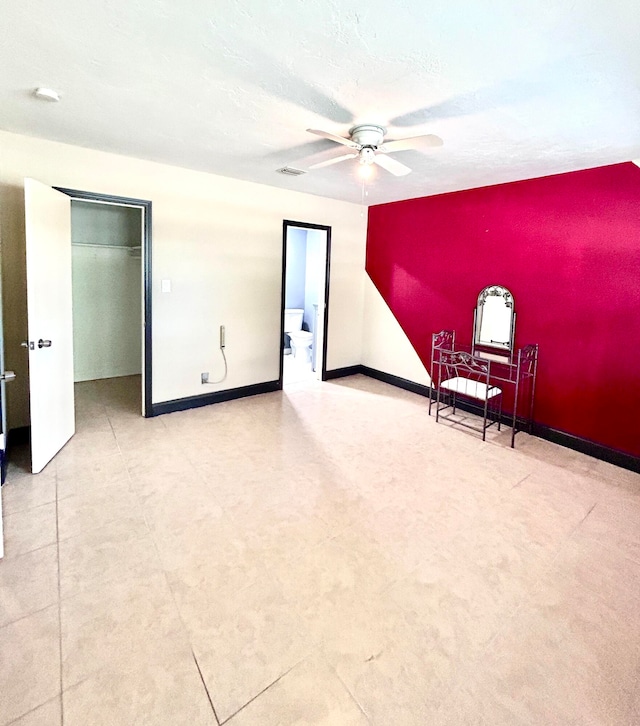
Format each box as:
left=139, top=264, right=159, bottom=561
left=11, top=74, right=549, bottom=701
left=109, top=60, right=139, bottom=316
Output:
left=161, top=279, right=171, bottom=293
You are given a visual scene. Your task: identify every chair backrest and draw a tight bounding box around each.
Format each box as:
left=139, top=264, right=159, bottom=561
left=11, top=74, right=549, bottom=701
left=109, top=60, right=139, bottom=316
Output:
left=432, top=329, right=455, bottom=351
left=440, top=350, right=491, bottom=385
left=431, top=330, right=456, bottom=386
left=518, top=344, right=538, bottom=377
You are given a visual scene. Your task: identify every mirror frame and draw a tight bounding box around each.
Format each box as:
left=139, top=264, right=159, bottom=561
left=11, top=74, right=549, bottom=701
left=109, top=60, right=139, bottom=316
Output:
left=472, top=285, right=516, bottom=357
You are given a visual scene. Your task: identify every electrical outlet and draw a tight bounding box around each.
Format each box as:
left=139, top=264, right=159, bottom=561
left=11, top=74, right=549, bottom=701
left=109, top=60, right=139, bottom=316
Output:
left=201, top=372, right=209, bottom=384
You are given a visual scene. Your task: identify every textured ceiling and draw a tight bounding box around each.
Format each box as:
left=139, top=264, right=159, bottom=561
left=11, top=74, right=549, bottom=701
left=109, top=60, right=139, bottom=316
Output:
left=2, top=0, right=640, bottom=205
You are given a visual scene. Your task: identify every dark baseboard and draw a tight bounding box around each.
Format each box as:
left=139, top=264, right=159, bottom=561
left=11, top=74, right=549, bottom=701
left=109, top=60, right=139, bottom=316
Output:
left=3, top=426, right=31, bottom=485
left=7, top=426, right=31, bottom=449
left=359, top=365, right=433, bottom=398
left=150, top=380, right=280, bottom=417
left=330, top=365, right=640, bottom=475
left=5, top=372, right=639, bottom=475
left=432, top=393, right=640, bottom=473
left=530, top=423, right=640, bottom=474
left=325, top=365, right=432, bottom=401
left=324, top=365, right=363, bottom=380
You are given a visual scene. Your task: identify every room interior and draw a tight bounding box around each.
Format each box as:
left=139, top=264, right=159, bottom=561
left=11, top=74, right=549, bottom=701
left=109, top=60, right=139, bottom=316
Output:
left=0, top=1, right=639, bottom=724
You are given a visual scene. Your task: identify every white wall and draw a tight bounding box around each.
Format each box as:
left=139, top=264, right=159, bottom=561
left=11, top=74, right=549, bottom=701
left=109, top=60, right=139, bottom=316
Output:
left=71, top=199, right=141, bottom=247
left=303, top=228, right=326, bottom=334
left=0, top=130, right=367, bottom=427
left=305, top=229, right=327, bottom=372
left=284, top=227, right=307, bottom=310
left=362, top=275, right=431, bottom=386
left=71, top=201, right=142, bottom=382
left=72, top=245, right=142, bottom=381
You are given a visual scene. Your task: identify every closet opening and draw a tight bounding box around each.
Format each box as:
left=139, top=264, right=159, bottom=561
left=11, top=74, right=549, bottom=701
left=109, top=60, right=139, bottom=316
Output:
left=57, top=187, right=152, bottom=418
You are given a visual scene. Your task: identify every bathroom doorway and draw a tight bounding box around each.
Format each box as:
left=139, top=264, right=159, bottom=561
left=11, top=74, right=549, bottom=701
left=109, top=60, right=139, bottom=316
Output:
left=280, top=221, right=330, bottom=386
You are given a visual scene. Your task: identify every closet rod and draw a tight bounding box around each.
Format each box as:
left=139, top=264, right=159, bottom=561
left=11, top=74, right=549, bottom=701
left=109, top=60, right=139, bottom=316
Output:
left=72, top=242, right=140, bottom=250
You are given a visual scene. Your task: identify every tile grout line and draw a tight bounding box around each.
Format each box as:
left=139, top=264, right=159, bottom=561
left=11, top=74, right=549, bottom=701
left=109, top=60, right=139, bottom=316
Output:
left=1, top=479, right=58, bottom=516
left=533, top=500, right=600, bottom=576
left=433, top=501, right=593, bottom=702
left=329, top=661, right=374, bottom=724
left=510, top=472, right=531, bottom=489
left=562, top=499, right=640, bottom=577
left=56, top=394, right=130, bottom=721
left=577, top=534, right=640, bottom=571
left=112, top=402, right=228, bottom=726
left=142, top=504, right=229, bottom=724
left=55, top=463, right=64, bottom=726
left=218, top=658, right=305, bottom=725
left=0, top=601, right=61, bottom=630
left=0, top=538, right=58, bottom=563
left=3, top=497, right=59, bottom=517
left=453, top=499, right=606, bottom=700
left=191, top=650, right=221, bottom=726
left=4, top=695, right=62, bottom=726
left=566, top=501, right=598, bottom=541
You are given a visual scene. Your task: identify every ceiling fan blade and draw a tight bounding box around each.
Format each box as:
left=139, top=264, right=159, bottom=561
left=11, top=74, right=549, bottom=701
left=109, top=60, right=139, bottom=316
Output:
left=307, top=129, right=359, bottom=148
left=309, top=153, right=359, bottom=169
left=379, top=134, right=444, bottom=153
left=373, top=154, right=412, bottom=176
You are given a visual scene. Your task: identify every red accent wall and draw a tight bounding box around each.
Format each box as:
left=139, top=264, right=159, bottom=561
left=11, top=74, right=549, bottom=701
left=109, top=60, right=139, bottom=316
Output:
left=366, top=162, right=640, bottom=457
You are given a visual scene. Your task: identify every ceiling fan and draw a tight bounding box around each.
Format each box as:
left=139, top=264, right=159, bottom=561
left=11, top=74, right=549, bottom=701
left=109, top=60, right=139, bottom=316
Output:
left=306, top=124, right=443, bottom=176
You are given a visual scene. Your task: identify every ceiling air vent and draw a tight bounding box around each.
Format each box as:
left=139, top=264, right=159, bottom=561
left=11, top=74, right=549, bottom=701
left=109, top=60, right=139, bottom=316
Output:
left=277, top=166, right=306, bottom=176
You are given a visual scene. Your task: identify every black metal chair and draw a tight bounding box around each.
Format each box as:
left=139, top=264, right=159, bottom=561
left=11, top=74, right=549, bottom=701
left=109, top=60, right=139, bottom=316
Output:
left=434, top=350, right=503, bottom=441
left=428, top=330, right=455, bottom=417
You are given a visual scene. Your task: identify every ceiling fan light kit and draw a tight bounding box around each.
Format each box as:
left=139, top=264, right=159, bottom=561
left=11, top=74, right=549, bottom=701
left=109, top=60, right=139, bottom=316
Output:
left=358, top=146, right=376, bottom=165
left=306, top=124, right=442, bottom=177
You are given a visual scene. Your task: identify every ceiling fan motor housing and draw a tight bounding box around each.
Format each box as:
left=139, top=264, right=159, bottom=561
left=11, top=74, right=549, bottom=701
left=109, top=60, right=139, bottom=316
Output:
left=349, top=124, right=386, bottom=148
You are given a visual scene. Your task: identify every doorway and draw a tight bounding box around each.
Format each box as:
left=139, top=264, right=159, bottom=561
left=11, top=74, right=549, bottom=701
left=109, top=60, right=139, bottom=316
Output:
left=280, top=221, right=331, bottom=386
left=57, top=187, right=152, bottom=417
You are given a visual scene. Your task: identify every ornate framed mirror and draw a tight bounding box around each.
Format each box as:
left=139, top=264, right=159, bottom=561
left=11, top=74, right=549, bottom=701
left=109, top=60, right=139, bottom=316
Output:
left=473, top=285, right=516, bottom=356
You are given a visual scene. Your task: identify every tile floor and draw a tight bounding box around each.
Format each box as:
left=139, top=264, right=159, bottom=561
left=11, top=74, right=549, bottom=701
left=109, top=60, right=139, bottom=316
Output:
left=283, top=351, right=316, bottom=385
left=1, top=374, right=639, bottom=725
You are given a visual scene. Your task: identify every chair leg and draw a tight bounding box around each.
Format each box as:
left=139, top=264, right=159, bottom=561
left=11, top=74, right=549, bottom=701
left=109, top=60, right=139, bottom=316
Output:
left=498, top=395, right=502, bottom=431
left=452, top=392, right=456, bottom=415
left=482, top=396, right=489, bottom=441
left=435, top=385, right=441, bottom=422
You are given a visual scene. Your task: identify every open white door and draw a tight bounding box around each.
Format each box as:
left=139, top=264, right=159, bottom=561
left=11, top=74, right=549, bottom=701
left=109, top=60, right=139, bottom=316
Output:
left=0, top=252, right=11, bottom=557
left=24, top=179, right=75, bottom=473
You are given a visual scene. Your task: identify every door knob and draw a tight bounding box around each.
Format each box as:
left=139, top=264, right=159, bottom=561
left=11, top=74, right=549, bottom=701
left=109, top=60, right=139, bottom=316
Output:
left=37, top=339, right=52, bottom=348
left=0, top=371, right=16, bottom=382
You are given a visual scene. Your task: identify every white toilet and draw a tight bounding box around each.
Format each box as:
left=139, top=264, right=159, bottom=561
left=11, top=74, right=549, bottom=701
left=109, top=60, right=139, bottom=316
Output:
left=289, top=330, right=313, bottom=362
left=284, top=308, right=313, bottom=362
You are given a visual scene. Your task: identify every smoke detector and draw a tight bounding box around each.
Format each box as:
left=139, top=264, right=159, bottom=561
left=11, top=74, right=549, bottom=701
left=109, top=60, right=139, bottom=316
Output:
left=34, top=88, right=60, bottom=102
